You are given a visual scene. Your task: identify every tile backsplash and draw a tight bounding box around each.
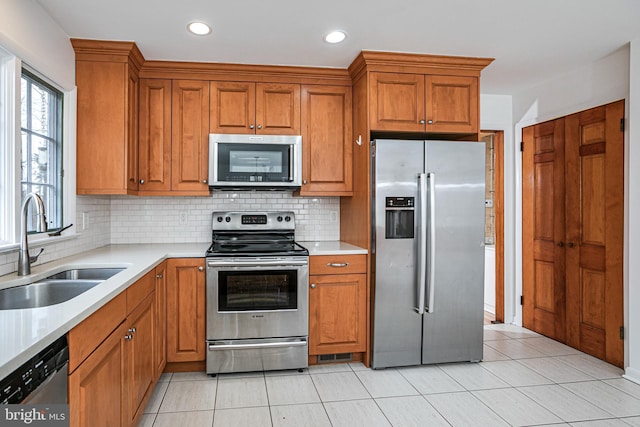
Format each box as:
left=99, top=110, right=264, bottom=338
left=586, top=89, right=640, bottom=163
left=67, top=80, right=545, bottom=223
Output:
left=0, top=193, right=340, bottom=276
left=110, top=192, right=340, bottom=244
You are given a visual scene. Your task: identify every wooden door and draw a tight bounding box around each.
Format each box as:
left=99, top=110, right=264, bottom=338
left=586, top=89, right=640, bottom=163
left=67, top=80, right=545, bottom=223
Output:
left=255, top=83, right=301, bottom=135
left=369, top=72, right=425, bottom=132
left=139, top=79, right=172, bottom=192
left=171, top=80, right=209, bottom=193
left=167, top=258, right=206, bottom=362
left=123, top=293, right=155, bottom=426
left=425, top=75, right=478, bottom=134
left=564, top=101, right=624, bottom=366
left=522, top=119, right=567, bottom=341
left=300, top=85, right=352, bottom=196
left=154, top=262, right=167, bottom=377
left=210, top=81, right=255, bottom=133
left=309, top=274, right=367, bottom=355
left=69, top=323, right=126, bottom=427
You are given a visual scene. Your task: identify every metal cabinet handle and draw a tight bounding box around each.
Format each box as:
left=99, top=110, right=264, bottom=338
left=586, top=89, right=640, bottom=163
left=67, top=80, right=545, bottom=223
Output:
left=156, top=273, right=163, bottom=279
left=326, top=262, right=349, bottom=268
left=202, top=179, right=208, bottom=184
left=124, top=334, right=133, bottom=341
left=249, top=124, right=255, bottom=129
left=557, top=242, right=564, bottom=247
left=419, top=119, right=426, bottom=124
left=303, top=180, right=308, bottom=185
left=310, top=283, right=316, bottom=289
left=257, top=124, right=262, bottom=129
left=427, top=120, right=433, bottom=124
left=139, top=179, right=145, bottom=184
left=128, top=327, right=136, bottom=334
left=198, top=266, right=204, bottom=272
left=567, top=242, right=575, bottom=248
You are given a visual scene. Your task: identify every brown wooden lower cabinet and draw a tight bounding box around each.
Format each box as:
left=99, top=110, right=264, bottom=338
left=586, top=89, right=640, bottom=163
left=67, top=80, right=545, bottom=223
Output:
left=308, top=254, right=367, bottom=358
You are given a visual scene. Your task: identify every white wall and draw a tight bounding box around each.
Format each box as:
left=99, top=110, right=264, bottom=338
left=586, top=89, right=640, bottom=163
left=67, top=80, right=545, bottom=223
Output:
left=480, top=94, right=515, bottom=322
left=625, top=38, right=640, bottom=384
left=510, top=44, right=637, bottom=377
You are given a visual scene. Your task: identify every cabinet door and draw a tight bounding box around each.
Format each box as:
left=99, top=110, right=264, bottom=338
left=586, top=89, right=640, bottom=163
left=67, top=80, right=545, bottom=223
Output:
left=167, top=258, right=206, bottom=362
left=425, top=75, right=478, bottom=134
left=210, top=81, right=256, bottom=134
left=126, top=70, right=140, bottom=193
left=123, top=293, right=155, bottom=427
left=154, top=262, right=167, bottom=377
left=171, top=80, right=209, bottom=193
left=139, top=79, right=172, bottom=192
left=309, top=273, right=367, bottom=355
left=69, top=323, right=127, bottom=427
left=300, top=85, right=352, bottom=196
left=256, top=83, right=300, bottom=135
left=369, top=72, right=425, bottom=132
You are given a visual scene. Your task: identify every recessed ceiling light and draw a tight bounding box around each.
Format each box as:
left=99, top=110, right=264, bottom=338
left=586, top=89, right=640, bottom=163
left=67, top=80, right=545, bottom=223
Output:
left=188, top=21, right=212, bottom=36
left=324, top=30, right=347, bottom=44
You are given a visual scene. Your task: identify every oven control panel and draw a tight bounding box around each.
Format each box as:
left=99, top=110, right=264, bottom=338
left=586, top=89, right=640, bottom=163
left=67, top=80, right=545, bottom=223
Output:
left=241, top=215, right=267, bottom=225
left=212, top=211, right=296, bottom=231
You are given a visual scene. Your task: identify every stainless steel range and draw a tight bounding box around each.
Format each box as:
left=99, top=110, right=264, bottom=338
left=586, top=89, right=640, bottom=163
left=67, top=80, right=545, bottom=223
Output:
left=205, top=211, right=309, bottom=375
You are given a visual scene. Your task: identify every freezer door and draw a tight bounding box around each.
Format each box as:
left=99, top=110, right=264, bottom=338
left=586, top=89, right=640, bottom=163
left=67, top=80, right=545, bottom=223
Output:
left=422, top=140, right=485, bottom=364
left=371, top=139, right=424, bottom=369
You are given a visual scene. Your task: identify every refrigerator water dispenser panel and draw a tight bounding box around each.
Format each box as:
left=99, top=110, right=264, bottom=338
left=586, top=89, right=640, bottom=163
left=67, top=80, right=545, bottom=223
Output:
left=385, top=197, right=415, bottom=239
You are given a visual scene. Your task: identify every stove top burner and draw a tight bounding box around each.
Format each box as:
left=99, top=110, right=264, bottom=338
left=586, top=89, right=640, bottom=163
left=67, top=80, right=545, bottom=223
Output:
left=206, top=211, right=308, bottom=257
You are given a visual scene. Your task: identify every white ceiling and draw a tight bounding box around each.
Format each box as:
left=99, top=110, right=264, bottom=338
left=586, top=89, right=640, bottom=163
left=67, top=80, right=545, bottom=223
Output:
left=36, top=0, right=640, bottom=94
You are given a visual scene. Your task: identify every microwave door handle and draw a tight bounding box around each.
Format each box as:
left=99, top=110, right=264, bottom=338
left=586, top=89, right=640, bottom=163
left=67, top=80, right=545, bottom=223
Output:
left=289, top=144, right=294, bottom=182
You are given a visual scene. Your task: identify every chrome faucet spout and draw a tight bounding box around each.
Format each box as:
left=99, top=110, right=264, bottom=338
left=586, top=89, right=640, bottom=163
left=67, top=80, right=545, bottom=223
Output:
left=17, top=192, right=47, bottom=276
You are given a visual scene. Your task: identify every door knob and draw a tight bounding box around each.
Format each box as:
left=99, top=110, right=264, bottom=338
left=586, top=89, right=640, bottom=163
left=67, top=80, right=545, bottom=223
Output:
left=139, top=179, right=145, bottom=184
left=156, top=273, right=163, bottom=279
left=557, top=242, right=564, bottom=247
left=427, top=120, right=433, bottom=124
left=250, top=124, right=255, bottom=129
left=198, top=266, right=204, bottom=272
left=567, top=242, right=575, bottom=248
left=310, top=283, right=316, bottom=289
left=419, top=119, right=426, bottom=125
left=257, top=124, right=262, bottom=129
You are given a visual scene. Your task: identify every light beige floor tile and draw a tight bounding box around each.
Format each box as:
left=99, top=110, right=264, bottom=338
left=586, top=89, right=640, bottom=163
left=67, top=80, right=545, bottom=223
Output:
left=144, top=380, right=169, bottom=413
left=397, top=365, right=465, bottom=394
left=425, top=391, right=510, bottom=426
left=473, top=388, right=563, bottom=426
left=324, top=399, right=391, bottom=427
left=212, top=407, right=271, bottom=427
left=215, top=377, right=268, bottom=409
left=482, top=344, right=511, bottom=361
left=349, top=362, right=368, bottom=371
left=484, top=329, right=511, bottom=341
left=137, top=413, right=155, bottom=427
left=307, top=363, right=352, bottom=374
left=519, top=384, right=614, bottom=422
left=556, top=354, right=624, bottom=379
left=561, top=381, right=640, bottom=417
left=517, top=357, right=596, bottom=383
left=438, top=362, right=510, bottom=390
left=376, top=395, right=450, bottom=427
left=517, top=336, right=582, bottom=356
left=485, top=338, right=548, bottom=359
left=270, top=403, right=331, bottom=427
left=311, top=371, right=370, bottom=401
left=604, top=378, right=640, bottom=399
left=153, top=411, right=214, bottom=427
left=171, top=371, right=213, bottom=381
left=159, top=380, right=217, bottom=412
left=484, top=323, right=541, bottom=338
left=570, top=419, right=635, bottom=426
left=264, top=368, right=308, bottom=377
left=355, top=369, right=418, bottom=398
left=480, top=360, right=553, bottom=386
left=265, top=375, right=320, bottom=405
left=622, top=416, right=640, bottom=426
left=158, top=373, right=172, bottom=382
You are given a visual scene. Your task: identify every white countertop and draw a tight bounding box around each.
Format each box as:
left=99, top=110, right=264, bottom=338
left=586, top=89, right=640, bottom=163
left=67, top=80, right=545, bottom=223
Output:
left=299, top=241, right=367, bottom=255
left=0, top=243, right=208, bottom=379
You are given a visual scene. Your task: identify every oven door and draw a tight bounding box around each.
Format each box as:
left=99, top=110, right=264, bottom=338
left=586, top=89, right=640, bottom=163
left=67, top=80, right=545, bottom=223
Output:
left=206, top=257, right=309, bottom=340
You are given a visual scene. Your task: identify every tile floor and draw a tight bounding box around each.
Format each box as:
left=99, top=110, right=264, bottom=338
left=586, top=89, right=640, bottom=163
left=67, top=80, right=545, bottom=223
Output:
left=140, top=323, right=640, bottom=427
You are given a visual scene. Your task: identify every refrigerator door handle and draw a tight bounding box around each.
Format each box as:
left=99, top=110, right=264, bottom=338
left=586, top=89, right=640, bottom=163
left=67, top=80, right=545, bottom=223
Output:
left=415, top=173, right=428, bottom=314
left=426, top=172, right=436, bottom=313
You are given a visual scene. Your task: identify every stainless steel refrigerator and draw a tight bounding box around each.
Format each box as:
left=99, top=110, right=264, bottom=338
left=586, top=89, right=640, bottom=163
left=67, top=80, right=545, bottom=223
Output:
left=371, top=139, right=486, bottom=369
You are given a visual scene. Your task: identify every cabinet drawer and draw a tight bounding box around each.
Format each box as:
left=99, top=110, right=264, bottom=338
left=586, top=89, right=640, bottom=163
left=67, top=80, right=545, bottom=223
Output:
left=310, top=254, right=366, bottom=275
left=126, top=270, right=155, bottom=313
left=68, top=292, right=127, bottom=373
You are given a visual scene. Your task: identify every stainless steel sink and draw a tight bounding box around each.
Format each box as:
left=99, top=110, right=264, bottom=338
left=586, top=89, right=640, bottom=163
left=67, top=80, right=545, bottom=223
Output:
left=45, top=268, right=124, bottom=281
left=0, top=267, right=125, bottom=310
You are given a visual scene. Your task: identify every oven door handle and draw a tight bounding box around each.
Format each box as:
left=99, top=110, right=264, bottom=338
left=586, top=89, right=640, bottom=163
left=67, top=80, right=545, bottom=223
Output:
left=208, top=340, right=307, bottom=351
left=207, top=259, right=308, bottom=268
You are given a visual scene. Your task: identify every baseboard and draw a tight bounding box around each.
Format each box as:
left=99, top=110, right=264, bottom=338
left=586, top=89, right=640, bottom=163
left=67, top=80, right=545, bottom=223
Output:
left=623, top=366, right=640, bottom=385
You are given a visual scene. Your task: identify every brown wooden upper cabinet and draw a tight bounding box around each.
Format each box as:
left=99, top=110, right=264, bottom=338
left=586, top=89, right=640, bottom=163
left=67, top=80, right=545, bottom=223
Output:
left=369, top=72, right=479, bottom=134
left=210, top=81, right=301, bottom=135
left=299, top=85, right=353, bottom=196
left=73, top=39, right=143, bottom=195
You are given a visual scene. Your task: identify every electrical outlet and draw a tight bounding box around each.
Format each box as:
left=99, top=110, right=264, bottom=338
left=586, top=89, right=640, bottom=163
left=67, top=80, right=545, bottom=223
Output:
left=82, top=212, right=89, bottom=230
left=330, top=211, right=338, bottom=223
left=179, top=211, right=188, bottom=225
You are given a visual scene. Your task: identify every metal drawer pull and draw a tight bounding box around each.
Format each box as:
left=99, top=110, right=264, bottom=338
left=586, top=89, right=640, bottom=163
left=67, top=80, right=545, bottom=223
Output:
left=208, top=340, right=307, bottom=351
left=326, top=262, right=349, bottom=267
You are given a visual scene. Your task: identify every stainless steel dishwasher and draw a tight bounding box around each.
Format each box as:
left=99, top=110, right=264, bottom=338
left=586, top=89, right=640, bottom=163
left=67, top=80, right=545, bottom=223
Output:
left=0, top=336, right=69, bottom=404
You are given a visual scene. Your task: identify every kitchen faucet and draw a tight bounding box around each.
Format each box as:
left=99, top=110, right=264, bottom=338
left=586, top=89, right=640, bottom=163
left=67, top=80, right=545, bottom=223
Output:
left=18, top=192, right=47, bottom=276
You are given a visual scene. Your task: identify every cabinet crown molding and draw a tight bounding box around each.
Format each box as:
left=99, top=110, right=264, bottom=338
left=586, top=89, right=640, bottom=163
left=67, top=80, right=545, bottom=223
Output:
left=71, top=39, right=145, bottom=72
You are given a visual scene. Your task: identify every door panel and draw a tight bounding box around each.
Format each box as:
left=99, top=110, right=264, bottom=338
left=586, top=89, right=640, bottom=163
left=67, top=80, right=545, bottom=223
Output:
left=369, top=73, right=425, bottom=132
left=256, top=83, right=300, bottom=135
left=210, top=81, right=255, bottom=133
left=522, top=119, right=566, bottom=342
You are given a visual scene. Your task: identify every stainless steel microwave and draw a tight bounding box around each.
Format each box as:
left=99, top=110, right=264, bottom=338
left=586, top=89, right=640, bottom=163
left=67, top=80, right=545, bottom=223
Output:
left=208, top=134, right=302, bottom=190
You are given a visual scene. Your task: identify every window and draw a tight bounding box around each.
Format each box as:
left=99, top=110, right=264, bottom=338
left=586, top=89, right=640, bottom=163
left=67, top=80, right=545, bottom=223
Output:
left=20, top=69, right=63, bottom=233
